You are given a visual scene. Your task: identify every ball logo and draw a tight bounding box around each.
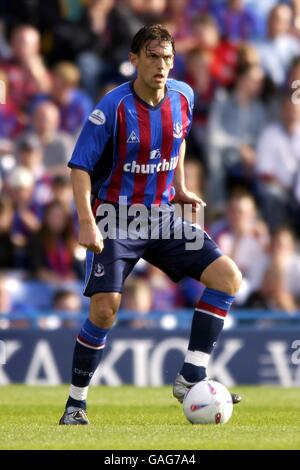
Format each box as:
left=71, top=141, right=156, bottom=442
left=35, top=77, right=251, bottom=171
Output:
left=89, top=109, right=106, bottom=125
left=190, top=403, right=209, bottom=411
left=208, top=383, right=217, bottom=395
left=215, top=412, right=222, bottom=424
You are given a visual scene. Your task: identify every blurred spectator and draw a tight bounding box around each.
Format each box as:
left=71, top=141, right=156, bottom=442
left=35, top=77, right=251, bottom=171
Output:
left=32, top=61, right=93, bottom=135
left=184, top=157, right=204, bottom=197
left=29, top=101, right=75, bottom=174
left=165, top=0, right=191, bottom=42
left=51, top=174, right=78, bottom=233
left=147, top=265, right=184, bottom=330
left=75, top=0, right=119, bottom=99
left=147, top=265, right=183, bottom=312
left=255, top=4, right=300, bottom=86
left=0, top=19, right=10, bottom=59
left=28, top=200, right=80, bottom=283
left=184, top=49, right=217, bottom=161
left=207, top=64, right=266, bottom=208
left=0, top=197, right=14, bottom=269
left=163, top=0, right=197, bottom=55
left=16, top=133, right=52, bottom=204
left=53, top=288, right=82, bottom=313
left=286, top=54, right=300, bottom=89
left=38, top=288, right=82, bottom=329
left=213, top=0, right=261, bottom=42
left=293, top=164, right=300, bottom=231
left=121, top=277, right=153, bottom=328
left=0, top=70, right=23, bottom=139
left=243, top=0, right=278, bottom=35
left=0, top=138, right=14, bottom=162
left=108, top=0, right=166, bottom=63
left=236, top=42, right=260, bottom=68
left=210, top=192, right=269, bottom=306
left=262, top=226, right=300, bottom=313
left=0, top=276, right=12, bottom=328
left=293, top=0, right=300, bottom=33
left=0, top=276, right=31, bottom=328
left=76, top=0, right=168, bottom=98
left=191, top=14, right=219, bottom=50
left=0, top=25, right=51, bottom=111
left=2, top=1, right=62, bottom=34
left=236, top=41, right=279, bottom=109
left=191, top=14, right=238, bottom=87
left=255, top=92, right=300, bottom=231
left=5, top=166, right=43, bottom=268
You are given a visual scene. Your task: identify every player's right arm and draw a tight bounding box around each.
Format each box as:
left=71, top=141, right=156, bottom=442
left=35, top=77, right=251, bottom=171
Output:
left=67, top=92, right=115, bottom=254
left=71, top=169, right=103, bottom=254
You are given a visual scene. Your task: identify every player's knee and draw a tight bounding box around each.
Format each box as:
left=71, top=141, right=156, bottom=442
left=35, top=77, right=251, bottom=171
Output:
left=90, top=293, right=120, bottom=327
left=201, top=256, right=242, bottom=296
left=225, top=261, right=242, bottom=295
left=94, top=305, right=117, bottom=324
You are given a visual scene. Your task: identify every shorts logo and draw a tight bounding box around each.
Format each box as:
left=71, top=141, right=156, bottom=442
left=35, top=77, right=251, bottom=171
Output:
left=149, top=149, right=161, bottom=160
left=173, top=122, right=183, bottom=138
left=94, top=263, right=105, bottom=277
left=89, top=109, right=106, bottom=125
left=127, top=131, right=139, bottom=143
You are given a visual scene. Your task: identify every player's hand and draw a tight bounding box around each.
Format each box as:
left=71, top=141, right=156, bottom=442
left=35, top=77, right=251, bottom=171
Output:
left=78, top=219, right=104, bottom=254
left=174, top=189, right=206, bottom=213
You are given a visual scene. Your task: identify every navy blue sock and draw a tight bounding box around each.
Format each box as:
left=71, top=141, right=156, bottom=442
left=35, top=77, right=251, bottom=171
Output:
left=180, top=288, right=234, bottom=383
left=66, top=318, right=110, bottom=410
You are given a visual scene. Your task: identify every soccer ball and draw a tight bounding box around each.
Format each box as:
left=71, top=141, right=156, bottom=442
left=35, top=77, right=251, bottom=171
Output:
left=183, top=379, right=233, bottom=425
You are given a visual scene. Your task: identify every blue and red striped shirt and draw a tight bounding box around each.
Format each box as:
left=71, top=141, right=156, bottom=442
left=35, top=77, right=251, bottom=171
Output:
left=68, top=79, right=194, bottom=207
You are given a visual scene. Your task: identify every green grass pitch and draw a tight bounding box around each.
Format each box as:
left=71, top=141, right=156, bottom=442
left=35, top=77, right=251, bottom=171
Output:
left=0, top=385, right=300, bottom=450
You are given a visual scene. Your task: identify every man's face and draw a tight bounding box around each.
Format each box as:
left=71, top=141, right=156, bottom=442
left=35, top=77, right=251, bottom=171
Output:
left=130, top=40, right=174, bottom=91
left=12, top=28, right=40, bottom=61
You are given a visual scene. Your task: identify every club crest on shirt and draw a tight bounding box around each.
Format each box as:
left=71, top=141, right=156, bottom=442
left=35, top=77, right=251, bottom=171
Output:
left=89, top=109, right=106, bottom=125
left=173, top=122, right=183, bottom=138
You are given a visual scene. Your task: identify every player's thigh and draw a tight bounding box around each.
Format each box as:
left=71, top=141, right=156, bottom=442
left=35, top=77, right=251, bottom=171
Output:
left=84, top=250, right=138, bottom=296
left=143, top=229, right=222, bottom=282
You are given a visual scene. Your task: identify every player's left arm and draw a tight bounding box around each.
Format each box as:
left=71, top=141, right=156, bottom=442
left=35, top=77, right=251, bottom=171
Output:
left=173, top=139, right=206, bottom=212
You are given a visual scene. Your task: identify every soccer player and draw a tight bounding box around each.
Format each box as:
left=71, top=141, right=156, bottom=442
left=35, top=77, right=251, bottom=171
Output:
left=59, top=24, right=242, bottom=425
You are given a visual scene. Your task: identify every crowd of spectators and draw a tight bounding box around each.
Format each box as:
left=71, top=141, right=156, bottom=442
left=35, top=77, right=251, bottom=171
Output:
left=1, top=0, right=300, bottom=328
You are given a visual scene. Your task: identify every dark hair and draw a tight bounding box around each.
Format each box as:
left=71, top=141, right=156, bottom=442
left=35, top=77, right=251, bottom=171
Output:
left=53, top=289, right=78, bottom=304
left=235, top=63, right=262, bottom=80
left=131, top=24, right=175, bottom=55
